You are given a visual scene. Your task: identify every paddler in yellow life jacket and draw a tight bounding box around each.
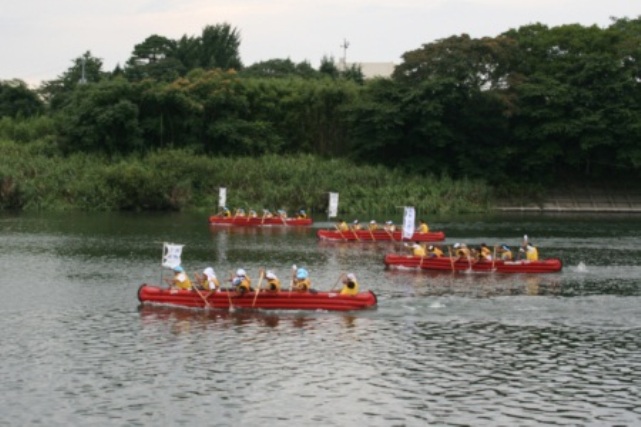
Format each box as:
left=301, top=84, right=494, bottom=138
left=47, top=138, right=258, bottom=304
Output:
left=368, top=220, right=378, bottom=231
left=265, top=270, right=281, bottom=292
left=383, top=220, right=396, bottom=232
left=292, top=267, right=311, bottom=292
left=427, top=245, right=444, bottom=258
left=166, top=266, right=192, bottom=290
left=296, top=209, right=307, bottom=219
left=194, top=267, right=219, bottom=291
left=520, top=242, right=539, bottom=261
left=406, top=242, right=426, bottom=257
left=337, top=219, right=349, bottom=232
left=452, top=243, right=472, bottom=261
left=497, top=244, right=513, bottom=260
left=477, top=243, right=493, bottom=261
left=231, top=268, right=252, bottom=293
left=220, top=206, right=231, bottom=217
left=351, top=220, right=362, bottom=231
left=340, top=273, right=359, bottom=296
left=417, top=219, right=429, bottom=233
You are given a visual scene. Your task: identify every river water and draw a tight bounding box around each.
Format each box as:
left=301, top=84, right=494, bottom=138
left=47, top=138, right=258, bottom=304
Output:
left=1, top=212, right=640, bottom=426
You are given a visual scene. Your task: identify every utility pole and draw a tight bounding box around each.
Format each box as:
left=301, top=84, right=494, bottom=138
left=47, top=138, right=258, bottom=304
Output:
left=79, top=57, right=87, bottom=85
left=340, top=38, right=350, bottom=71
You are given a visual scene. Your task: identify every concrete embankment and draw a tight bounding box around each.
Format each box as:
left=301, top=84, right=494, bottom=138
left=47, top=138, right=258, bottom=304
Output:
left=494, top=189, right=641, bottom=213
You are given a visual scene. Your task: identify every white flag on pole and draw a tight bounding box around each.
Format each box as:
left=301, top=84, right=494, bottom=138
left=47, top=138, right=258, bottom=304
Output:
left=402, top=206, right=416, bottom=240
left=218, top=187, right=227, bottom=208
left=328, top=192, right=339, bottom=218
left=162, top=243, right=184, bottom=269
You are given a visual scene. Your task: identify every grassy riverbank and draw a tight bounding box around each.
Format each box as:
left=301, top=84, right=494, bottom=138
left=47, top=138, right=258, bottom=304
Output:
left=0, top=140, right=492, bottom=215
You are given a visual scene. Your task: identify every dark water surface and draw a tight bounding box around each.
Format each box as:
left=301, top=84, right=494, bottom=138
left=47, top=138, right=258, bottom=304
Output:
left=1, top=212, right=640, bottom=426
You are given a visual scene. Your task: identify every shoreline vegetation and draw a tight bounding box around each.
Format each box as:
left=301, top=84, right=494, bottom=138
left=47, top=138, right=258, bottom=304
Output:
left=3, top=140, right=640, bottom=215
left=0, top=140, right=493, bottom=215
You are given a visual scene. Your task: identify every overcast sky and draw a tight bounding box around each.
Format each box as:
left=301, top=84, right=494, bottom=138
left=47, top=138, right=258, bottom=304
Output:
left=2, top=0, right=639, bottom=87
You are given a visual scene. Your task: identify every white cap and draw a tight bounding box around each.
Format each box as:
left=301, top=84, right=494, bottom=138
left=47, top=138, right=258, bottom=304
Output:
left=266, top=270, right=277, bottom=280
left=203, top=267, right=216, bottom=279
left=454, top=243, right=461, bottom=249
left=236, top=268, right=246, bottom=276
left=346, top=273, right=356, bottom=281
left=370, top=220, right=376, bottom=224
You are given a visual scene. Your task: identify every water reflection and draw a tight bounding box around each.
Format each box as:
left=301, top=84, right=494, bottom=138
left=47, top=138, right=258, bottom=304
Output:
left=138, top=304, right=361, bottom=332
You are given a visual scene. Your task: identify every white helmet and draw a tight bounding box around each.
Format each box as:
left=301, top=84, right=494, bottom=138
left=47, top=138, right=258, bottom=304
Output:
left=236, top=268, right=246, bottom=276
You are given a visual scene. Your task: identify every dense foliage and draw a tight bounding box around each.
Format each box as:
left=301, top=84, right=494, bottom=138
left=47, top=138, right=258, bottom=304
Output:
left=0, top=140, right=490, bottom=214
left=1, top=17, right=640, bottom=212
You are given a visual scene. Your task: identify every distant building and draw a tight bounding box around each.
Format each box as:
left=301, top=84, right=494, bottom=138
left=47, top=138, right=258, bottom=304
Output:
left=338, top=61, right=396, bottom=79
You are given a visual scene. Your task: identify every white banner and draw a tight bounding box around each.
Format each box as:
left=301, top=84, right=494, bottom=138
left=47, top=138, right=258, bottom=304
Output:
left=328, top=192, right=339, bottom=218
left=162, top=243, right=183, bottom=269
left=402, top=206, right=415, bottom=239
left=218, top=187, right=226, bottom=208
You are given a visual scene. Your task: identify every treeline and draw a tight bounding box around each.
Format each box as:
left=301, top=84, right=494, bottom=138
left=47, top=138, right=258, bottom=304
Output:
left=1, top=18, right=641, bottom=212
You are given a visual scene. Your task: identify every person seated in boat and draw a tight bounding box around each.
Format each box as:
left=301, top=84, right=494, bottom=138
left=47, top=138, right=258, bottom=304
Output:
left=277, top=209, right=288, bottom=219
left=497, top=244, right=513, bottom=260
left=477, top=243, right=493, bottom=262
left=340, top=273, right=359, bottom=296
left=234, top=208, right=246, bottom=217
left=265, top=270, right=281, bottom=292
left=248, top=209, right=258, bottom=218
left=368, top=220, right=378, bottom=231
left=405, top=242, right=426, bottom=257
left=427, top=245, right=444, bottom=258
left=452, top=243, right=472, bottom=261
left=336, top=219, right=349, bottom=232
left=262, top=209, right=274, bottom=218
left=194, top=267, right=219, bottom=291
left=519, top=242, right=539, bottom=261
left=383, top=220, right=396, bottom=232
left=296, top=209, right=307, bottom=219
left=351, top=220, right=362, bottom=231
left=292, top=267, right=312, bottom=292
left=231, top=268, right=252, bottom=293
left=219, top=206, right=231, bottom=217
left=165, top=266, right=192, bottom=290
left=417, top=219, right=429, bottom=234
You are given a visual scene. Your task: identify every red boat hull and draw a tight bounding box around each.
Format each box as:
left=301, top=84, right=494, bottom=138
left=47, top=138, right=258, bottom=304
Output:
left=138, top=285, right=377, bottom=311
left=209, top=216, right=312, bottom=226
left=317, top=229, right=445, bottom=242
left=384, top=254, right=563, bottom=273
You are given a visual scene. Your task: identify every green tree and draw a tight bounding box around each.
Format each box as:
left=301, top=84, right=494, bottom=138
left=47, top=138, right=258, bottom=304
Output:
left=41, top=51, right=106, bottom=111
left=0, top=79, right=45, bottom=118
left=55, top=78, right=143, bottom=155
left=200, top=23, right=243, bottom=70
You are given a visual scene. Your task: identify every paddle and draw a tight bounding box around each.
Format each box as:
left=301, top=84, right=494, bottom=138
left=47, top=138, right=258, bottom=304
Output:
left=193, top=285, right=212, bottom=308
left=447, top=246, right=455, bottom=272
left=368, top=226, right=376, bottom=242
left=492, top=245, right=497, bottom=271
left=288, top=264, right=296, bottom=297
left=330, top=272, right=346, bottom=291
left=334, top=224, right=348, bottom=241
left=384, top=227, right=396, bottom=242
left=226, top=271, right=235, bottom=311
left=351, top=223, right=361, bottom=241
left=252, top=269, right=266, bottom=307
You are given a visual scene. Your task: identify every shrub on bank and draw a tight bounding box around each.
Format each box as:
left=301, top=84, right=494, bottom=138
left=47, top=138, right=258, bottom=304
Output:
left=0, top=141, right=492, bottom=214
